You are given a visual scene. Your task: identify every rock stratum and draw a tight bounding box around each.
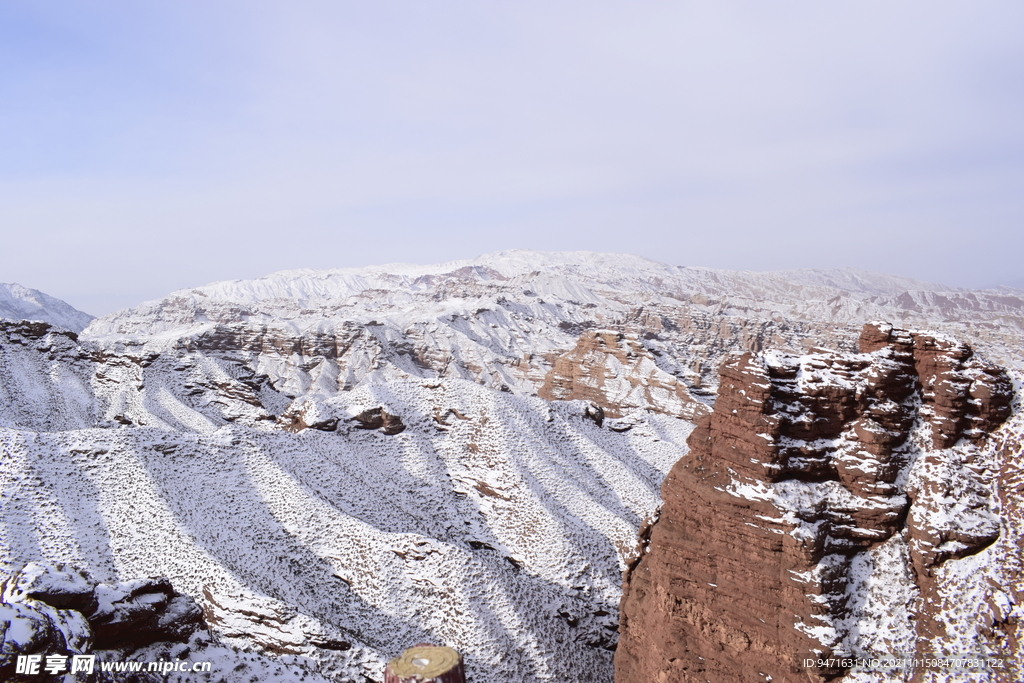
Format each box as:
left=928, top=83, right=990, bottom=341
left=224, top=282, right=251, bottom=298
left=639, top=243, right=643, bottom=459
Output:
left=1, top=251, right=1022, bottom=682
left=616, top=322, right=1020, bottom=683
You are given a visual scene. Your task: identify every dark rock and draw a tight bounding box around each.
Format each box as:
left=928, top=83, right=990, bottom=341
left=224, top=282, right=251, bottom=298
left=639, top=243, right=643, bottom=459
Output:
left=381, top=411, right=405, bottom=435
left=88, top=578, right=203, bottom=650
left=353, top=407, right=405, bottom=435
left=1, top=564, right=204, bottom=658
left=353, top=407, right=385, bottom=430
left=0, top=600, right=90, bottom=668
left=584, top=403, right=605, bottom=427
left=4, top=563, right=98, bottom=615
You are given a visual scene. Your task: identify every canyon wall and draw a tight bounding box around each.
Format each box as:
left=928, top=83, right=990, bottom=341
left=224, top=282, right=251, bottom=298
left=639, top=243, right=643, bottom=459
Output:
left=616, top=323, right=1016, bottom=683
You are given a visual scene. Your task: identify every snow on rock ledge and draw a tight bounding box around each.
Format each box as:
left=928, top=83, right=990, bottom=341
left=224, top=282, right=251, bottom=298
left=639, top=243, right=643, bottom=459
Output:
left=0, top=562, right=202, bottom=676
left=615, top=322, right=1015, bottom=683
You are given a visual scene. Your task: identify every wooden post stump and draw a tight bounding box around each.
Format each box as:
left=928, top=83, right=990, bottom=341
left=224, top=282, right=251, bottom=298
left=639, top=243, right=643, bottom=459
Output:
left=384, top=644, right=466, bottom=683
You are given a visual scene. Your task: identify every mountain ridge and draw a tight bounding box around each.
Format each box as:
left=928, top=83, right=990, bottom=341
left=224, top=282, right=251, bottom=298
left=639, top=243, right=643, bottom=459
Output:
left=86, top=252, right=965, bottom=333
left=0, top=282, right=94, bottom=333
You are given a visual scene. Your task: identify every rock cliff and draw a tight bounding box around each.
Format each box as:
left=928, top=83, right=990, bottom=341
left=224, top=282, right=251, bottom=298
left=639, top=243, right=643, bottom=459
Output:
left=616, top=322, right=1015, bottom=683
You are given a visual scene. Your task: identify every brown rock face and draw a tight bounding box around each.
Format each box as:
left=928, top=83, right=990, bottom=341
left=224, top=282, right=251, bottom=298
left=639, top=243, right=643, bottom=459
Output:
left=993, top=427, right=1024, bottom=677
left=351, top=407, right=406, bottom=434
left=615, top=322, right=1013, bottom=683
left=859, top=322, right=1013, bottom=448
left=539, top=330, right=709, bottom=421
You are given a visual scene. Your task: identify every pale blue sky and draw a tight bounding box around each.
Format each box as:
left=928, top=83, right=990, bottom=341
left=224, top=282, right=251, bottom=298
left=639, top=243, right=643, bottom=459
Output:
left=2, top=1, right=1022, bottom=315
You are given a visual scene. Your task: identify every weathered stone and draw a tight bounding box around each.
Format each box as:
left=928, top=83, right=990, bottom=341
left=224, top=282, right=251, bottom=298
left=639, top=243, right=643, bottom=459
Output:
left=539, top=330, right=709, bottom=421
left=352, top=407, right=405, bottom=435
left=615, top=322, right=1013, bottom=683
left=89, top=577, right=204, bottom=650
left=2, top=563, right=98, bottom=614
left=279, top=399, right=339, bottom=432
left=0, top=564, right=204, bottom=678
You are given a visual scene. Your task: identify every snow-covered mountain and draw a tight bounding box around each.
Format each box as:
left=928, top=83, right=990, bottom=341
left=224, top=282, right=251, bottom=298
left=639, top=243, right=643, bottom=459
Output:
left=76, top=250, right=1024, bottom=431
left=0, top=283, right=93, bottom=333
left=1, top=251, right=1022, bottom=682
left=86, top=251, right=1024, bottom=341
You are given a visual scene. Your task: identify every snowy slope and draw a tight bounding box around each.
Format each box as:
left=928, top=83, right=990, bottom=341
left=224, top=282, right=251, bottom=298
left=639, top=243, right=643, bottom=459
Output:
left=1, top=378, right=691, bottom=682
left=0, top=283, right=93, bottom=333
left=2, top=251, right=1023, bottom=682
left=85, top=251, right=989, bottom=336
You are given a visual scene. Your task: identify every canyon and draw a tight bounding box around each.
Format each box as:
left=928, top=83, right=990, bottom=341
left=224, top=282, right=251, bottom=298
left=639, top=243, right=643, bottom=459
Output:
left=1, top=252, right=1022, bottom=682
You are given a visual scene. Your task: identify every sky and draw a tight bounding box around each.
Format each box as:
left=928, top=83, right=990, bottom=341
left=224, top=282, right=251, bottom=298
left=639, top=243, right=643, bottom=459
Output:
left=1, top=1, right=1022, bottom=316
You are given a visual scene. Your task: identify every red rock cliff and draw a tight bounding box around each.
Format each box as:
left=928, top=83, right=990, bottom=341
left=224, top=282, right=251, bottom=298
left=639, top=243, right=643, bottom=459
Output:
left=615, top=322, right=1013, bottom=683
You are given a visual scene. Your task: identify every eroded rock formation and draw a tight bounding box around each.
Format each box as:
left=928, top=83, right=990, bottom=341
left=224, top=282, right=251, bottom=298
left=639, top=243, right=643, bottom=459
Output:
left=0, top=562, right=204, bottom=679
left=615, top=322, right=1014, bottom=683
left=351, top=406, right=407, bottom=434
left=539, top=330, right=709, bottom=421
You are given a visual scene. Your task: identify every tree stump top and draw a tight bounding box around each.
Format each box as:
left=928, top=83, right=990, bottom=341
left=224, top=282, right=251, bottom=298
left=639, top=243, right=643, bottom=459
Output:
left=386, top=645, right=463, bottom=680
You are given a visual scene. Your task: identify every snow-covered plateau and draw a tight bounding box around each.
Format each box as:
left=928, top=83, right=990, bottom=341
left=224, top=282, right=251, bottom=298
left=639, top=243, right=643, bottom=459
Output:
left=1, top=250, right=1022, bottom=682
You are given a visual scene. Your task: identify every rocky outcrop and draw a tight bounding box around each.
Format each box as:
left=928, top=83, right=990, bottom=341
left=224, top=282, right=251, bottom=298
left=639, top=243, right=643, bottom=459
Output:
left=352, top=406, right=406, bottom=434
left=992, top=424, right=1024, bottom=678
left=859, top=322, right=1013, bottom=448
left=279, top=398, right=340, bottom=432
left=86, top=577, right=204, bottom=650
left=0, top=563, right=204, bottom=679
left=615, top=323, right=1014, bottom=683
left=199, top=586, right=350, bottom=656
left=539, top=331, right=709, bottom=421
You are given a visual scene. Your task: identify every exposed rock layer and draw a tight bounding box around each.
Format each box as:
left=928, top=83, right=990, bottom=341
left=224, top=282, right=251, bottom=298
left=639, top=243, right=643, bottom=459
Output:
left=539, top=331, right=709, bottom=421
left=0, top=562, right=203, bottom=680
left=4, top=255, right=1024, bottom=683
left=615, top=323, right=1014, bottom=683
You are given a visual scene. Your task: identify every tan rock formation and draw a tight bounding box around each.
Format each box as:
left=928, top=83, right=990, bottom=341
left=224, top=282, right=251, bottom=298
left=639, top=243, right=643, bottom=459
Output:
left=539, top=330, right=709, bottom=421
left=384, top=644, right=466, bottom=683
